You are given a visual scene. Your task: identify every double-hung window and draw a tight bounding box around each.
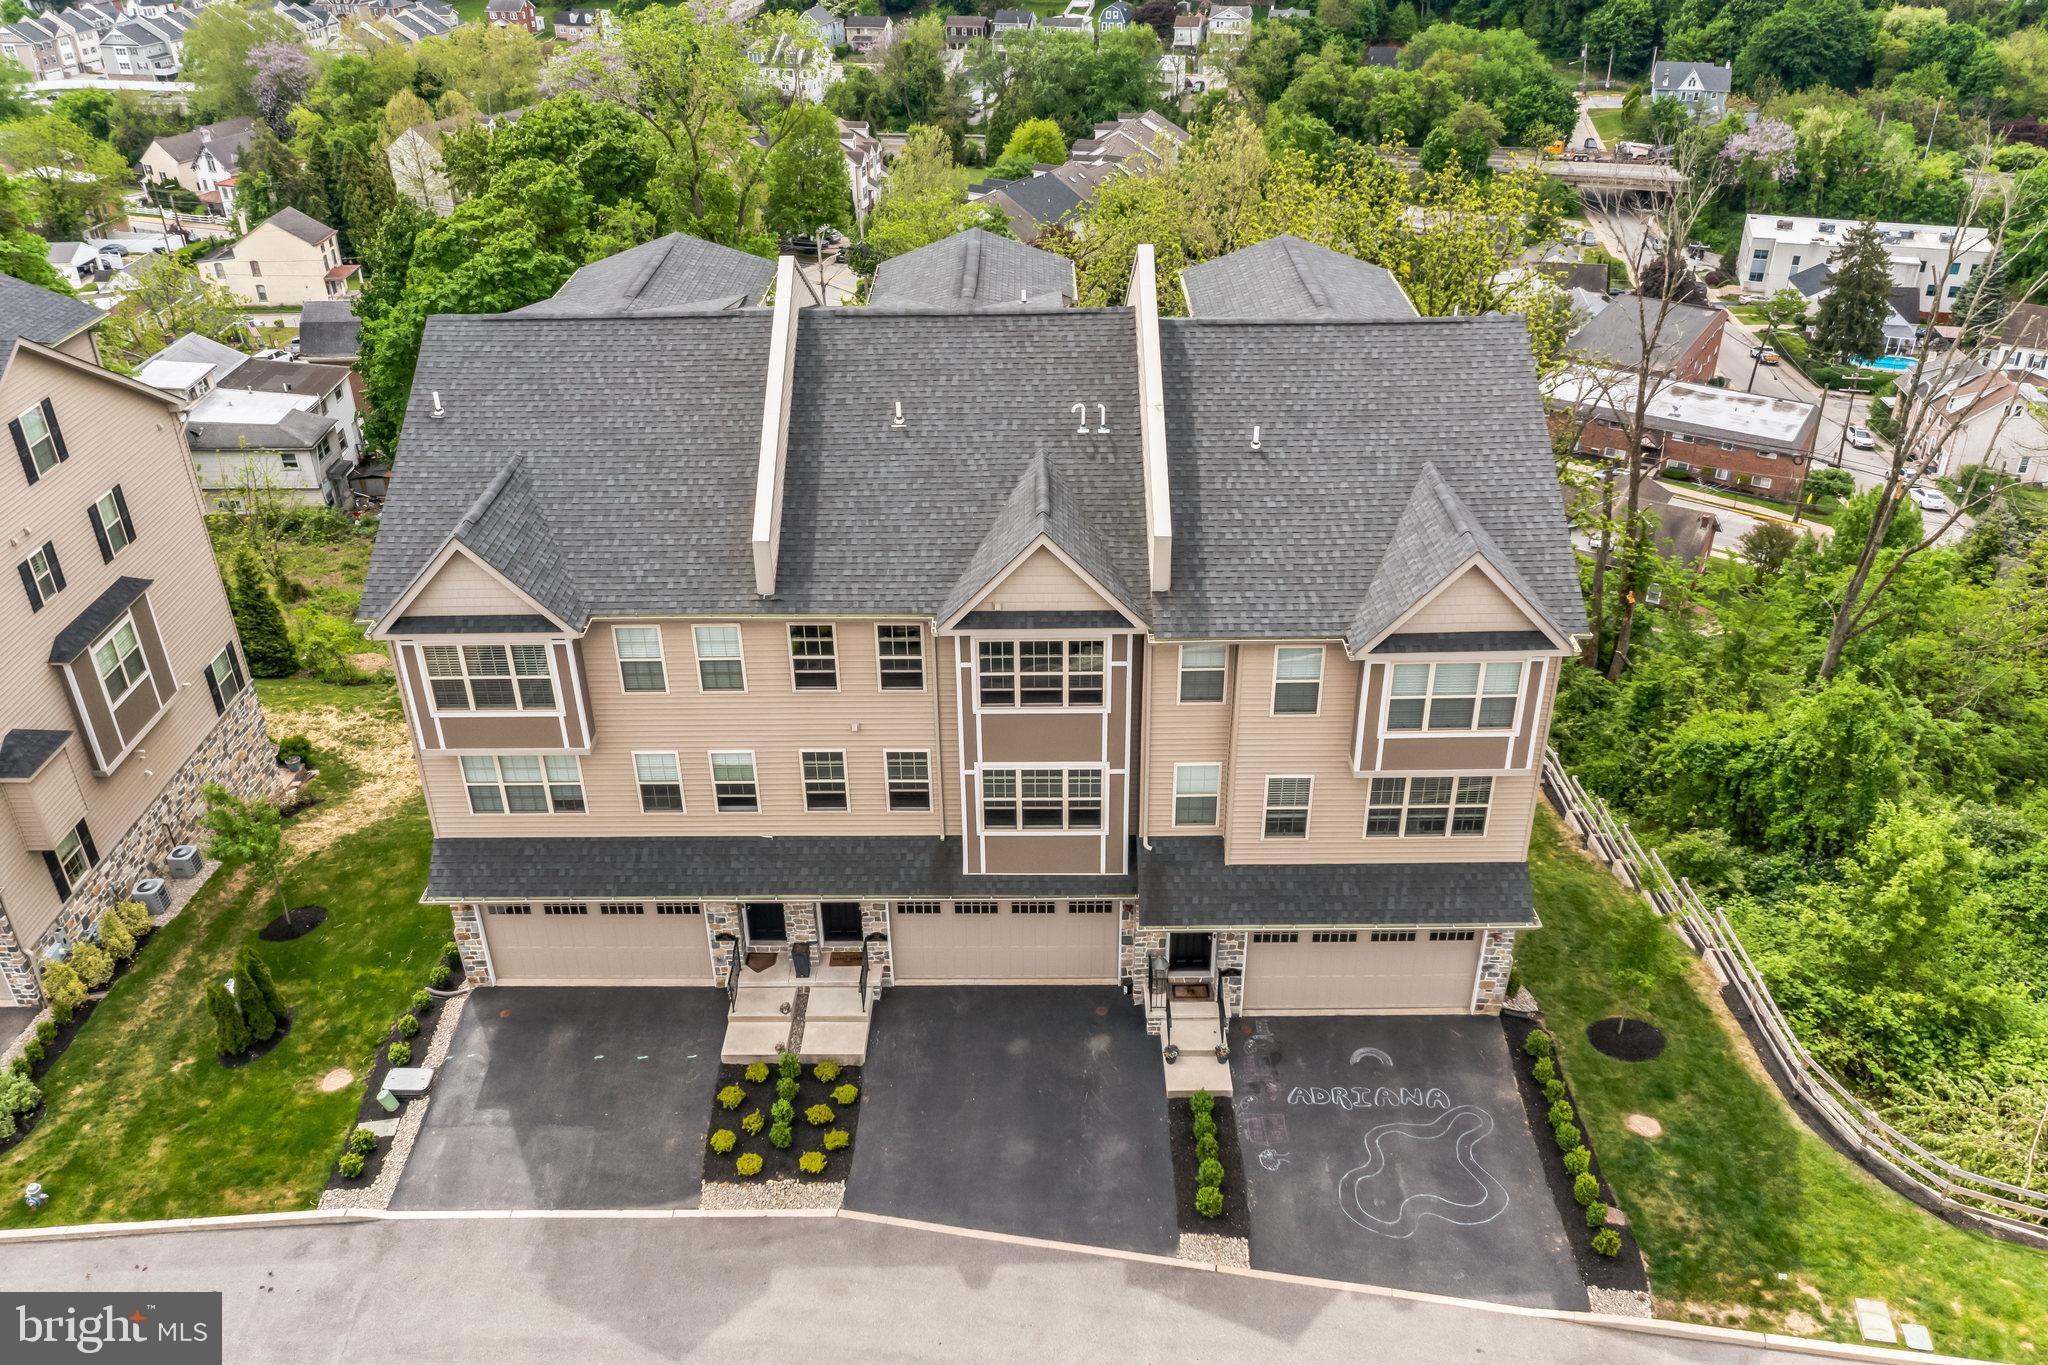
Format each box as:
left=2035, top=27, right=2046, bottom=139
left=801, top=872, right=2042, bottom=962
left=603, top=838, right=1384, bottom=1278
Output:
left=18, top=541, right=61, bottom=610
left=802, top=750, right=848, bottom=810
left=11, top=400, right=65, bottom=480
left=204, top=643, right=246, bottom=713
left=978, top=639, right=1105, bottom=706
left=423, top=644, right=554, bottom=711
left=1263, top=776, right=1311, bottom=838
left=1272, top=647, right=1322, bottom=714
left=1365, top=775, right=1492, bottom=837
left=90, top=487, right=134, bottom=560
left=877, top=625, right=923, bottom=689
left=1173, top=763, right=1219, bottom=826
left=694, top=625, right=745, bottom=691
left=634, top=752, right=683, bottom=811
left=984, top=768, right=1100, bottom=830
left=46, top=820, right=95, bottom=899
left=1178, top=644, right=1225, bottom=702
left=711, top=752, right=758, bottom=812
left=885, top=751, right=930, bottom=810
left=93, top=618, right=148, bottom=705
left=461, top=755, right=585, bottom=814
left=789, top=624, right=837, bottom=689
left=614, top=626, right=666, bottom=692
left=1386, top=661, right=1521, bottom=731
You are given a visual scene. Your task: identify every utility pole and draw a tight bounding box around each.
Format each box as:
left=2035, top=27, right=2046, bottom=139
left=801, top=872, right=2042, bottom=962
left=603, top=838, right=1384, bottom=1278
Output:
left=1835, top=388, right=1853, bottom=466
left=1605, top=45, right=1614, bottom=90
left=1580, top=43, right=1589, bottom=92
left=1924, top=98, right=1941, bottom=158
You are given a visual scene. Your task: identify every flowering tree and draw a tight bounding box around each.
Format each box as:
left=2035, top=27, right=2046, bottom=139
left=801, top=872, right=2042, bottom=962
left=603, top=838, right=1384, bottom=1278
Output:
left=1721, top=116, right=1797, bottom=209
left=247, top=41, right=313, bottom=137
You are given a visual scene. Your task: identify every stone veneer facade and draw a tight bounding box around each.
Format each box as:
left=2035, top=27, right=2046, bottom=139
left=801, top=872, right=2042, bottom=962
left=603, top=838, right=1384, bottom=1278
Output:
left=0, top=685, right=275, bottom=1007
left=1115, top=902, right=1248, bottom=1032
left=1474, top=928, right=1515, bottom=1014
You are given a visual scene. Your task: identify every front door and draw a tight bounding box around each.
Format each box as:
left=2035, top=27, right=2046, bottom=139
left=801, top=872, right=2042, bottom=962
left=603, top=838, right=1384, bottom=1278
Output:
left=1168, top=932, right=1213, bottom=974
left=744, top=902, right=787, bottom=946
left=821, top=902, right=863, bottom=944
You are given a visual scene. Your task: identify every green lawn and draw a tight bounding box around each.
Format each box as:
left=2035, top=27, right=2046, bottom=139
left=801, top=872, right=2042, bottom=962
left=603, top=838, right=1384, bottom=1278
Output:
left=1520, top=809, right=2048, bottom=1359
left=1588, top=107, right=1629, bottom=145
left=0, top=681, right=442, bottom=1227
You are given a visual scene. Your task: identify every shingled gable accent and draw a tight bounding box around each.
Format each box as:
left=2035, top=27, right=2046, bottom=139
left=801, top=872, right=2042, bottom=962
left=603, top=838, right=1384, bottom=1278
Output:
left=373, top=457, right=580, bottom=636
left=937, top=451, right=1144, bottom=629
left=1345, top=462, right=1570, bottom=656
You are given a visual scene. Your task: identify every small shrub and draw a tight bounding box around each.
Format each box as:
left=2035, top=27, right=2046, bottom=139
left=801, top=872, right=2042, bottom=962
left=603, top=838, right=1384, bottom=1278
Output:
left=770, top=1098, right=794, bottom=1125
left=1554, top=1122, right=1581, bottom=1153
left=6, top=1057, right=24, bottom=1077
left=1573, top=1171, right=1599, bottom=1207
left=396, top=1013, right=420, bottom=1039
left=1189, top=1089, right=1215, bottom=1120
left=1543, top=1078, right=1567, bottom=1104
left=1523, top=1029, right=1552, bottom=1059
left=338, top=1151, right=365, bottom=1179
left=441, top=940, right=460, bottom=965
left=42, top=963, right=84, bottom=1025
left=776, top=1077, right=799, bottom=1102
left=1547, top=1099, right=1574, bottom=1129
left=1197, top=1157, right=1224, bottom=1189
left=1194, top=1186, right=1224, bottom=1218
left=823, top=1128, right=850, bottom=1151
left=1585, top=1201, right=1608, bottom=1229
left=830, top=1083, right=858, bottom=1106
left=735, top=1152, right=764, bottom=1178
left=744, top=1062, right=770, bottom=1084
left=804, top=1103, right=835, bottom=1126
left=0, top=1071, right=42, bottom=1115
left=115, top=899, right=153, bottom=939
left=22, top=1040, right=44, bottom=1068
left=798, top=1150, right=827, bottom=1175
left=1532, top=1056, right=1555, bottom=1085
left=1195, top=1133, right=1218, bottom=1164
left=409, top=989, right=432, bottom=1014
left=709, top=1129, right=737, bottom=1155
left=778, top=1051, right=802, bottom=1081
left=348, top=1127, right=378, bottom=1155
left=1192, top=1112, right=1217, bottom=1143
left=70, top=940, right=113, bottom=990
left=428, top=963, right=452, bottom=988
left=277, top=734, right=319, bottom=767
left=0, top=1109, right=13, bottom=1139
left=1591, top=1228, right=1621, bottom=1257
left=96, top=909, right=136, bottom=962
left=1562, top=1148, right=1590, bottom=1178
left=387, top=1041, right=411, bottom=1067
left=813, top=1060, right=841, bottom=1083
left=33, top=1020, right=55, bottom=1047
left=769, top=1122, right=793, bottom=1150
left=717, top=1084, right=747, bottom=1110
left=741, top=1109, right=765, bottom=1136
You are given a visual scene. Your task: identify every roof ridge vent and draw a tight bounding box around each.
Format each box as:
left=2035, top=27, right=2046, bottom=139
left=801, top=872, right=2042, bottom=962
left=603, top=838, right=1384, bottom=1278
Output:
left=451, top=455, right=522, bottom=543
left=960, top=228, right=984, bottom=301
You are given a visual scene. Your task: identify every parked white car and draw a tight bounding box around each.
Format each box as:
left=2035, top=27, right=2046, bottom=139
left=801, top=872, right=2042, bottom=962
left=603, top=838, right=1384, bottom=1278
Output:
left=1909, top=485, right=1950, bottom=513
left=1846, top=426, right=1876, bottom=450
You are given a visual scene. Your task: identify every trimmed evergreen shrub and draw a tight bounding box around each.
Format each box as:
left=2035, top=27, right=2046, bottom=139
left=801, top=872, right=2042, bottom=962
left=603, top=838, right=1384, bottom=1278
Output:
left=1562, top=1147, right=1590, bottom=1178
left=709, top=1129, right=737, bottom=1155
left=1554, top=1122, right=1581, bottom=1152
left=1573, top=1172, right=1600, bottom=1207
left=1197, top=1158, right=1224, bottom=1189
left=770, top=1098, right=794, bottom=1125
left=813, top=1060, right=840, bottom=1083
left=115, top=899, right=152, bottom=939
left=1591, top=1228, right=1621, bottom=1257
left=736, top=1153, right=764, bottom=1178
left=33, top=1020, right=55, bottom=1047
left=717, top=1084, right=747, bottom=1110
left=769, top=1123, right=793, bottom=1150
left=230, top=547, right=297, bottom=677
left=348, top=1127, right=378, bottom=1155
left=798, top=1150, right=827, bottom=1175
left=387, top=1041, right=411, bottom=1067
left=42, top=963, right=84, bottom=1025
left=410, top=989, right=433, bottom=1014
left=396, top=1013, right=420, bottom=1039
left=744, top=1062, right=771, bottom=1084
left=428, top=963, right=452, bottom=988
left=1585, top=1201, right=1608, bottom=1229
left=1194, top=1186, right=1224, bottom=1218
left=830, top=1083, right=858, bottom=1106
left=1523, top=1029, right=1552, bottom=1058
left=22, top=1040, right=44, bottom=1068
left=1544, top=1078, right=1567, bottom=1104
left=1547, top=1099, right=1574, bottom=1129
left=1189, top=1089, right=1215, bottom=1120
left=776, top=1077, right=799, bottom=1102
left=96, top=910, right=135, bottom=962
left=804, top=1103, right=835, bottom=1127
left=70, top=941, right=112, bottom=990
left=238, top=947, right=287, bottom=1023
left=0, top=1071, right=42, bottom=1116
left=778, top=1051, right=802, bottom=1081
left=1532, top=1056, right=1555, bottom=1084
left=741, top=1109, right=764, bottom=1136
left=338, top=1152, right=365, bottom=1179
left=1195, top=1133, right=1218, bottom=1164
left=823, top=1128, right=850, bottom=1151
left=206, top=981, right=251, bottom=1056
left=237, top=969, right=278, bottom=1044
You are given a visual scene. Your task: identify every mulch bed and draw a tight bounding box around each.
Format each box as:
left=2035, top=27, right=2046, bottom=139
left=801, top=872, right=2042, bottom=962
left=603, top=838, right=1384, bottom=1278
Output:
left=218, top=1012, right=295, bottom=1069
left=1169, top=1095, right=1251, bottom=1240
left=700, top=1061, right=863, bottom=1185
left=323, top=1120, right=400, bottom=1193
left=323, top=962, right=456, bottom=1193
left=1502, top=1012, right=1651, bottom=1296
left=259, top=905, right=329, bottom=942
left=1587, top=1017, right=1666, bottom=1062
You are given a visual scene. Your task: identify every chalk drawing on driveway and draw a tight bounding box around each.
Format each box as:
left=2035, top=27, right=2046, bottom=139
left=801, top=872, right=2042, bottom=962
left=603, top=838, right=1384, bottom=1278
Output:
left=1349, top=1047, right=1394, bottom=1067
left=1257, top=1148, right=1292, bottom=1171
left=1336, top=1106, right=1510, bottom=1239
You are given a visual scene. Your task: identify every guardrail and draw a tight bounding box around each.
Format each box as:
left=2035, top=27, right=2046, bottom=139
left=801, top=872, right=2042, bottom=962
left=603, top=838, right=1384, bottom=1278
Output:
left=1539, top=747, right=2048, bottom=1249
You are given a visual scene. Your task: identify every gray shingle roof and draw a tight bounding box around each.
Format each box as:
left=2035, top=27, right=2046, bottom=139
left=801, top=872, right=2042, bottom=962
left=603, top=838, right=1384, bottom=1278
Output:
left=221, top=357, right=350, bottom=396
left=868, top=229, right=1075, bottom=311
left=939, top=452, right=1138, bottom=623
left=988, top=175, right=1083, bottom=231
left=426, top=835, right=1138, bottom=900
left=186, top=410, right=334, bottom=451
left=1567, top=293, right=1721, bottom=372
left=1179, top=235, right=1415, bottom=320
left=1788, top=261, right=1832, bottom=297
left=1652, top=60, right=1731, bottom=95
left=296, top=298, right=361, bottom=360
left=1134, top=838, right=1538, bottom=928
left=0, top=729, right=70, bottom=782
left=517, top=233, right=776, bottom=316
left=146, top=116, right=256, bottom=170
left=443, top=456, right=586, bottom=626
left=260, top=206, right=337, bottom=247
left=0, top=275, right=99, bottom=353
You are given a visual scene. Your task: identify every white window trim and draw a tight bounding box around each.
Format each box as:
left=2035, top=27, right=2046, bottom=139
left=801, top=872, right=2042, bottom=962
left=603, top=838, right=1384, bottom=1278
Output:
left=883, top=748, right=933, bottom=811
left=1383, top=659, right=1524, bottom=735
left=92, top=486, right=133, bottom=556
left=91, top=611, right=152, bottom=712
left=1261, top=773, right=1313, bottom=840
left=16, top=402, right=60, bottom=476
left=1176, top=643, right=1226, bottom=703
left=419, top=640, right=563, bottom=718
left=631, top=749, right=685, bottom=814
left=693, top=624, right=748, bottom=694
left=612, top=624, right=668, bottom=695
left=800, top=748, right=850, bottom=812
left=25, top=545, right=58, bottom=601
left=978, top=765, right=1107, bottom=833
left=1171, top=761, right=1221, bottom=828
left=708, top=749, right=759, bottom=814
left=972, top=635, right=1111, bottom=712
left=460, top=753, right=587, bottom=816
left=1269, top=645, right=1324, bottom=717
left=788, top=623, right=839, bottom=693
left=875, top=623, right=926, bottom=692
left=1364, top=774, right=1494, bottom=839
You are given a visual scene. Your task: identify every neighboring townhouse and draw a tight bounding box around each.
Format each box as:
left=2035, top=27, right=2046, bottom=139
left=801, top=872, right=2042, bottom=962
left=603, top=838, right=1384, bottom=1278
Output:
left=1649, top=60, right=1731, bottom=118
left=200, top=207, right=358, bottom=307
left=1898, top=362, right=2048, bottom=484
left=803, top=2, right=844, bottom=48
left=868, top=228, right=1076, bottom=310
left=98, top=10, right=193, bottom=80
left=1068, top=110, right=1190, bottom=167
left=295, top=298, right=362, bottom=365
left=1178, top=234, right=1414, bottom=320
left=844, top=14, right=891, bottom=54
left=1566, top=293, right=1724, bottom=384
left=973, top=112, right=1187, bottom=244
left=1172, top=12, right=1204, bottom=47
left=553, top=6, right=602, bottom=41
left=138, top=117, right=258, bottom=199
left=943, top=13, right=985, bottom=47
left=1208, top=3, right=1252, bottom=36
left=838, top=119, right=886, bottom=223
left=513, top=231, right=788, bottom=317
left=356, top=235, right=1585, bottom=1055
left=1549, top=369, right=1820, bottom=504
left=274, top=1, right=342, bottom=46
left=484, top=0, right=541, bottom=31
left=1738, top=214, right=1992, bottom=315
left=387, top=109, right=526, bottom=216
left=46, top=8, right=115, bottom=74
left=1040, top=14, right=1092, bottom=37
left=991, top=8, right=1035, bottom=38
left=183, top=358, right=363, bottom=510
left=1986, top=303, right=2048, bottom=382
left=0, top=16, right=64, bottom=78
left=0, top=277, right=272, bottom=1008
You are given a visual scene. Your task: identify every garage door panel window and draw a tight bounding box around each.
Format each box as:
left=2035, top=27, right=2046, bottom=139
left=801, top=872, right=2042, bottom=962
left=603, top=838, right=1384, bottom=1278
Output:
left=1264, top=776, right=1311, bottom=838
left=1371, top=929, right=1415, bottom=942
left=654, top=902, right=700, bottom=915
left=1386, top=661, right=1521, bottom=732
left=1430, top=929, right=1476, bottom=941
left=982, top=768, right=1101, bottom=830
left=1011, top=900, right=1055, bottom=914
left=462, top=755, right=585, bottom=814
left=711, top=751, right=759, bottom=812
left=885, top=751, right=930, bottom=810
left=614, top=627, right=666, bottom=692
left=599, top=903, right=645, bottom=915
left=634, top=751, right=683, bottom=811
left=1178, top=644, right=1225, bottom=702
left=1252, top=931, right=1297, bottom=943
left=1365, top=775, right=1492, bottom=837
left=895, top=901, right=941, bottom=915
left=954, top=901, right=998, bottom=915
left=1068, top=900, right=1114, bottom=914
left=1173, top=763, right=1219, bottom=826
left=1272, top=647, right=1323, bottom=714
left=542, top=903, right=587, bottom=916
left=802, top=750, right=849, bottom=810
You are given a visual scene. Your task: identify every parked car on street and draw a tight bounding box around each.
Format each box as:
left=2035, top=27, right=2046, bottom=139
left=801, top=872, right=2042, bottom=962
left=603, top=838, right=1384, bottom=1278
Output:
left=1910, top=485, right=1950, bottom=512
left=1846, top=426, right=1876, bottom=450
left=1750, top=346, right=1781, bottom=366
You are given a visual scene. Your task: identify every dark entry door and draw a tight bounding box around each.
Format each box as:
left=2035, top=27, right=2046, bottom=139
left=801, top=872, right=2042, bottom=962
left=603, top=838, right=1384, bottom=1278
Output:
left=1168, top=932, right=1213, bottom=973
left=821, top=902, right=863, bottom=943
left=745, top=902, right=787, bottom=944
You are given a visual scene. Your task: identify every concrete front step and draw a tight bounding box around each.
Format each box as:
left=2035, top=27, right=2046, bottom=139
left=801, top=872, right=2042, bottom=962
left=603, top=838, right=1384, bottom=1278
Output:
left=798, top=1019, right=869, bottom=1065
left=804, top=984, right=869, bottom=1021
left=1160, top=1014, right=1234, bottom=1098
left=720, top=1018, right=791, bottom=1064
left=730, top=985, right=797, bottom=1024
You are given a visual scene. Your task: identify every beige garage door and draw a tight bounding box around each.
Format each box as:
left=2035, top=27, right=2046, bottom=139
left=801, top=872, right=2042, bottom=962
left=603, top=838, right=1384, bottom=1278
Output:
left=480, top=901, right=714, bottom=984
left=891, top=899, right=1119, bottom=983
left=1242, top=929, right=1481, bottom=1013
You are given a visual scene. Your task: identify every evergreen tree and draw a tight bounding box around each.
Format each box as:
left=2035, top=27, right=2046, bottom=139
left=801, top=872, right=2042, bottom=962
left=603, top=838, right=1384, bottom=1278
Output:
left=1952, top=264, right=2005, bottom=349
left=1387, top=0, right=1419, bottom=40
left=1813, top=220, right=1891, bottom=363
left=235, top=960, right=277, bottom=1043
left=229, top=548, right=297, bottom=678
left=237, top=946, right=289, bottom=1026
left=207, top=981, right=252, bottom=1057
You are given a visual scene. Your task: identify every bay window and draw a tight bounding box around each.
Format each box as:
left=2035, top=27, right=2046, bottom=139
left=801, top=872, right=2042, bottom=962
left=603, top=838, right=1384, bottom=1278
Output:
left=1386, top=661, right=1521, bottom=732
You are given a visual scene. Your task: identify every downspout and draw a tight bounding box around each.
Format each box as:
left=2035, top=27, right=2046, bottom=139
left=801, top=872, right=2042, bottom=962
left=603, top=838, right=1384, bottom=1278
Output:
left=1139, top=638, right=1153, bottom=851
left=929, top=619, right=945, bottom=838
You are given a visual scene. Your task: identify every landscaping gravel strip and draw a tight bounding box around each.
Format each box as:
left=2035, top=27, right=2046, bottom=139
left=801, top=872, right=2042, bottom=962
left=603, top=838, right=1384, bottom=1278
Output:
left=1176, top=1232, right=1250, bottom=1268
left=1587, top=1286, right=1654, bottom=1318
left=317, top=991, right=469, bottom=1212
left=698, top=1179, right=844, bottom=1212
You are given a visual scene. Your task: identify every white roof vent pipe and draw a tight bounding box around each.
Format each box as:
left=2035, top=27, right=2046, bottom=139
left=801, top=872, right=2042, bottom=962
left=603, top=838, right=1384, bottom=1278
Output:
left=1250, top=424, right=1261, bottom=451
left=430, top=390, right=445, bottom=419
left=892, top=400, right=905, bottom=428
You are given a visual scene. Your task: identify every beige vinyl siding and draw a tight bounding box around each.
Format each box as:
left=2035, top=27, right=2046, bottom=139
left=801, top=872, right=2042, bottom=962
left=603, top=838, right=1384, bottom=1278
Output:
left=1401, top=566, right=1540, bottom=634
left=1141, top=639, right=1230, bottom=836
left=0, top=348, right=242, bottom=946
left=973, top=546, right=1118, bottom=613
left=420, top=617, right=957, bottom=837
left=403, top=549, right=532, bottom=617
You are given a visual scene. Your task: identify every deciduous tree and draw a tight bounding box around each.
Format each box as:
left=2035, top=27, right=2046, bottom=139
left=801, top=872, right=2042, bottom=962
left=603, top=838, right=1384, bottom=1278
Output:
left=0, top=115, right=130, bottom=238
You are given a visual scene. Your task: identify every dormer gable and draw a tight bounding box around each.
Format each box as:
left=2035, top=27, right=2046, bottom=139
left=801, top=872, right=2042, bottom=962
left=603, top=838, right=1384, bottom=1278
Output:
left=939, top=452, right=1145, bottom=631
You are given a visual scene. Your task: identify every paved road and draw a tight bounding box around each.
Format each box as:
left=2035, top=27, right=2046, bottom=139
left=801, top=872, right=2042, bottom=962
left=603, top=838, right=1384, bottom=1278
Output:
left=0, top=1216, right=1785, bottom=1363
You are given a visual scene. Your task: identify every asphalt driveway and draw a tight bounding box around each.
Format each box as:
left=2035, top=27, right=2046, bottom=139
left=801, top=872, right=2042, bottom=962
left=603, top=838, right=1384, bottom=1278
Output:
left=845, top=987, right=1177, bottom=1254
left=1228, top=1014, right=1584, bottom=1310
left=391, top=987, right=726, bottom=1210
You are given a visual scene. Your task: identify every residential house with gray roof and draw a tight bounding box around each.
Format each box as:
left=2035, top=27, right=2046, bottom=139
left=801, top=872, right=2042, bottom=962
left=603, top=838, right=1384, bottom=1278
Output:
left=1650, top=60, right=1731, bottom=119
left=869, top=229, right=1076, bottom=310
left=358, top=239, right=1586, bottom=1061
left=1178, top=234, right=1414, bottom=319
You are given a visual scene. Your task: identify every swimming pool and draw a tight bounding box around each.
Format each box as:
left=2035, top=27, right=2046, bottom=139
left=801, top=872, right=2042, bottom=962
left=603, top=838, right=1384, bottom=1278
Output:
left=1854, top=355, right=1918, bottom=372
